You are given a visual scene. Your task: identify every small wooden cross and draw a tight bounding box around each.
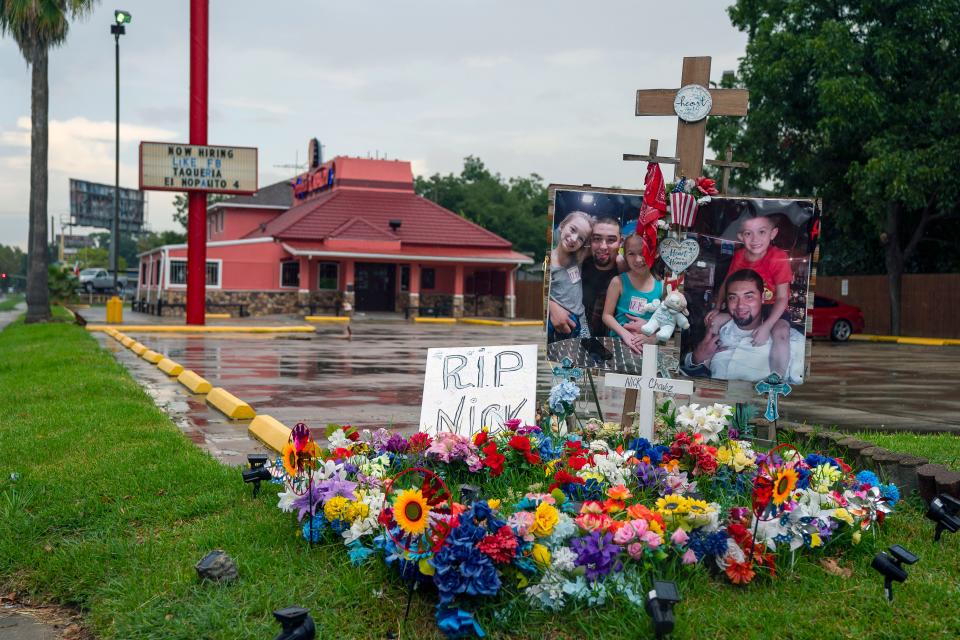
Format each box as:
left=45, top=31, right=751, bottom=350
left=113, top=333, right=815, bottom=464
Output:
left=632, top=57, right=749, bottom=179
left=705, top=146, right=750, bottom=194
left=605, top=344, right=694, bottom=441
left=623, top=139, right=679, bottom=166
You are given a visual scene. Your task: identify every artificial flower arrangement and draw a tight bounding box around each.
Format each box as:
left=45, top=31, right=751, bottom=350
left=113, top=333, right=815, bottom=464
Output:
left=267, top=391, right=899, bottom=639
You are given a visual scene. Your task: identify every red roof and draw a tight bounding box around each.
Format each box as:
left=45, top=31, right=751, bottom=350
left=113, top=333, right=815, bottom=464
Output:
left=247, top=186, right=513, bottom=249
left=281, top=241, right=532, bottom=264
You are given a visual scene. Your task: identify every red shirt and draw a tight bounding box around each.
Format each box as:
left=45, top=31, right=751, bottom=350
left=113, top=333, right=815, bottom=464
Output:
left=726, top=246, right=792, bottom=304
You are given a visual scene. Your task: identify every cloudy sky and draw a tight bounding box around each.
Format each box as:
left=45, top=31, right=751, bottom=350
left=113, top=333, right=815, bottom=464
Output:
left=0, top=1, right=748, bottom=249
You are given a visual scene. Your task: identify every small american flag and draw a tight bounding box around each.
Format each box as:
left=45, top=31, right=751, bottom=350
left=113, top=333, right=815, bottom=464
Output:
left=670, top=191, right=698, bottom=228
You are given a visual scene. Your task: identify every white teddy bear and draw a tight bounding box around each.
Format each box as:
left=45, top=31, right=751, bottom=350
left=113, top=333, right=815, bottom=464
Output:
left=640, top=290, right=690, bottom=342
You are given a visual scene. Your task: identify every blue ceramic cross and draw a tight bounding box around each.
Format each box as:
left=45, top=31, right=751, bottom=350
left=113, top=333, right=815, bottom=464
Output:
left=755, top=373, right=791, bottom=422
left=551, top=357, right=583, bottom=382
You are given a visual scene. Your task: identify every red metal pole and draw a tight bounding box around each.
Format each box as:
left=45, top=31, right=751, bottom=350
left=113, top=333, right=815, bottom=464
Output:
left=186, top=0, right=208, bottom=325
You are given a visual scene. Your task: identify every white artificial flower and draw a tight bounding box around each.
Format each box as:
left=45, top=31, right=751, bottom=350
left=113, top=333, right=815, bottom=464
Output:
left=327, top=429, right=352, bottom=449
left=277, top=487, right=298, bottom=512
left=551, top=546, right=578, bottom=572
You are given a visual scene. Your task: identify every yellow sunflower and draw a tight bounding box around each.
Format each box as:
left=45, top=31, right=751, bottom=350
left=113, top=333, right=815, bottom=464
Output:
left=655, top=495, right=690, bottom=515
left=281, top=443, right=299, bottom=477
left=394, top=488, right=431, bottom=536
left=772, top=467, right=799, bottom=505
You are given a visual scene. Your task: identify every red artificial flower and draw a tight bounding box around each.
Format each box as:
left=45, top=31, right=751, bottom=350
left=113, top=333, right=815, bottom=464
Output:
left=333, top=447, right=352, bottom=459
left=752, top=477, right=774, bottom=515
left=378, top=506, right=394, bottom=527
left=477, top=525, right=518, bottom=563
left=695, top=176, right=719, bottom=196
left=473, top=431, right=488, bottom=447
left=408, top=432, right=432, bottom=453
left=725, top=560, right=756, bottom=585
left=727, top=523, right=752, bottom=548
left=548, top=470, right=584, bottom=493
left=343, top=426, right=360, bottom=442
left=508, top=435, right=540, bottom=465
left=568, top=456, right=588, bottom=471
left=482, top=441, right=505, bottom=477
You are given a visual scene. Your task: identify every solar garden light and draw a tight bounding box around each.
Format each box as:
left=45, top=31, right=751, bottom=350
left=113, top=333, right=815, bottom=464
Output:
left=241, top=453, right=271, bottom=497
left=926, top=494, right=960, bottom=542
left=459, top=483, right=481, bottom=505
left=871, top=544, right=918, bottom=602
left=645, top=579, right=681, bottom=639
left=272, top=606, right=315, bottom=640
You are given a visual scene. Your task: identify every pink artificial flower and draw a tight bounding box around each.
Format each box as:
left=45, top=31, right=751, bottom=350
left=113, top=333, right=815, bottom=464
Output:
left=682, top=549, right=698, bottom=565
left=671, top=528, right=689, bottom=546
left=613, top=525, right=637, bottom=545
left=627, top=542, right=645, bottom=559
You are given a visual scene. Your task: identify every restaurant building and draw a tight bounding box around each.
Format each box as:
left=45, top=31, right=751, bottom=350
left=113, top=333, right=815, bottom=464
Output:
left=135, top=156, right=533, bottom=317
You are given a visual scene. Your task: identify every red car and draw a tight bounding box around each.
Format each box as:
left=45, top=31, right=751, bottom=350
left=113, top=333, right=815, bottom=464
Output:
left=809, top=295, right=865, bottom=341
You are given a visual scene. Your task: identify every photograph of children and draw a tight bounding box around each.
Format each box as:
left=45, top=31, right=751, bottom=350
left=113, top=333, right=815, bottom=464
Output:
left=546, top=185, right=668, bottom=374
left=678, top=197, right=821, bottom=384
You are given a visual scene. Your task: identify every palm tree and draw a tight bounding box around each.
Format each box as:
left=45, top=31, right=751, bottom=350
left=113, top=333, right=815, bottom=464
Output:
left=1, top=1, right=96, bottom=323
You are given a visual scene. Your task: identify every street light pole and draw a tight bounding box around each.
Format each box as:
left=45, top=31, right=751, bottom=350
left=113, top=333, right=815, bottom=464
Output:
left=110, top=11, right=130, bottom=292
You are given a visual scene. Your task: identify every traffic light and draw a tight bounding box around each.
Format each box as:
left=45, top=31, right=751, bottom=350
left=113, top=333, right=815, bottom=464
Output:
left=114, top=10, right=131, bottom=25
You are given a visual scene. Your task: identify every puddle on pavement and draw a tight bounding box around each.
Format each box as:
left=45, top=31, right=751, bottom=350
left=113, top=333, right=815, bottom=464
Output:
left=97, top=326, right=960, bottom=465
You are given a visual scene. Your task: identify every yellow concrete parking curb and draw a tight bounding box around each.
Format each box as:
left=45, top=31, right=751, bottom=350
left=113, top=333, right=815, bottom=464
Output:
left=248, top=415, right=291, bottom=453
left=304, top=315, right=350, bottom=323
left=505, top=320, right=543, bottom=327
left=897, top=337, right=947, bottom=346
left=851, top=333, right=956, bottom=346
left=206, top=387, right=256, bottom=420
left=130, top=342, right=148, bottom=355
left=120, top=336, right=135, bottom=347
left=87, top=324, right=316, bottom=334
left=459, top=318, right=507, bottom=326
left=157, top=358, right=184, bottom=376
left=205, top=313, right=231, bottom=319
left=415, top=317, right=456, bottom=324
left=177, top=370, right=212, bottom=394
left=141, top=349, right=164, bottom=364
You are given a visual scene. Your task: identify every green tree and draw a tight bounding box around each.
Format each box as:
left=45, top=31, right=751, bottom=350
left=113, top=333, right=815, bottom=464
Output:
left=136, top=229, right=186, bottom=253
left=708, top=0, right=960, bottom=333
left=0, top=244, right=26, bottom=283
left=1, top=0, right=96, bottom=323
left=172, top=193, right=227, bottom=230
left=415, top=156, right=548, bottom=261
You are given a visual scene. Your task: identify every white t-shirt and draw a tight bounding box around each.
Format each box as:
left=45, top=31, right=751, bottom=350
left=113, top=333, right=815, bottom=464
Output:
left=708, top=321, right=805, bottom=383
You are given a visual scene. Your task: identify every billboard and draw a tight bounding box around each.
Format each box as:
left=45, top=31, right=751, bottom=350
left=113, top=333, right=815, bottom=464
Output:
left=69, top=179, right=146, bottom=232
left=139, top=142, right=257, bottom=194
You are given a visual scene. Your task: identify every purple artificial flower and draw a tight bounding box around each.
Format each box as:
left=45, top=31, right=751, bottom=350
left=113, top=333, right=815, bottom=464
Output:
left=370, top=428, right=391, bottom=453
left=384, top=433, right=410, bottom=454
left=728, top=427, right=740, bottom=440
left=516, top=424, right=542, bottom=436
left=315, top=477, right=357, bottom=503
left=291, top=484, right=324, bottom=521
left=635, top=461, right=666, bottom=490
left=571, top=531, right=623, bottom=582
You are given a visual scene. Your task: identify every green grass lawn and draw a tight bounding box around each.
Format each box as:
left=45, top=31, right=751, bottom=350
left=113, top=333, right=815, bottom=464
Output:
left=1, top=318, right=959, bottom=639
left=857, top=432, right=960, bottom=469
left=0, top=292, right=24, bottom=311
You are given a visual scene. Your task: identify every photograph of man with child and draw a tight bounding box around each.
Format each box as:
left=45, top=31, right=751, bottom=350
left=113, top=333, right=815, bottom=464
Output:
left=678, top=197, right=820, bottom=384
left=546, top=187, right=669, bottom=373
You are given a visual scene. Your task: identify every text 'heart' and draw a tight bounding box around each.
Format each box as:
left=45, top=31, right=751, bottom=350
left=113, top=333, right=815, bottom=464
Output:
left=659, top=238, right=700, bottom=274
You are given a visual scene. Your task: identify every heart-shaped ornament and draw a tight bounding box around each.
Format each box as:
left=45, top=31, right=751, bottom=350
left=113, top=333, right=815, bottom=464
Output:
left=659, top=237, right=700, bottom=274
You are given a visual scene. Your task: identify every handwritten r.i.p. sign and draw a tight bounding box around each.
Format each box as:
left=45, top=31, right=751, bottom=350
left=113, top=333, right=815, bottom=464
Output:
left=419, top=344, right=538, bottom=437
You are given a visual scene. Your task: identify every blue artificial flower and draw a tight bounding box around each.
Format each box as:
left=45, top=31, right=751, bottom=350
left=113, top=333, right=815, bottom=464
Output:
left=548, top=381, right=580, bottom=413
left=466, top=501, right=506, bottom=531
left=537, top=435, right=562, bottom=463
left=805, top=453, right=841, bottom=470
left=301, top=514, right=326, bottom=543
left=346, top=540, right=375, bottom=565
left=796, top=465, right=812, bottom=490
left=627, top=438, right=669, bottom=465
left=435, top=605, right=486, bottom=639
left=855, top=470, right=880, bottom=487
left=688, top=529, right=729, bottom=561
left=563, top=477, right=603, bottom=502
left=881, top=483, right=900, bottom=506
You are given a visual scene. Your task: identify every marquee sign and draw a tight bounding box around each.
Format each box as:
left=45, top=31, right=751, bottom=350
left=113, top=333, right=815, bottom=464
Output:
left=139, top=142, right=258, bottom=194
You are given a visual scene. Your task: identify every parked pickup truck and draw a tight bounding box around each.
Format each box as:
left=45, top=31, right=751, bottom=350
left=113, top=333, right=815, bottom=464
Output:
left=78, top=268, right=126, bottom=293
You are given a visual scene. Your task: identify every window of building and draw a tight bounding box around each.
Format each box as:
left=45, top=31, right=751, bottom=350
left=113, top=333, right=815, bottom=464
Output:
left=281, top=261, right=300, bottom=288
left=400, top=265, right=409, bottom=292
left=421, top=267, right=436, bottom=290
left=140, top=263, right=147, bottom=285
left=169, top=259, right=221, bottom=287
left=318, top=262, right=338, bottom=290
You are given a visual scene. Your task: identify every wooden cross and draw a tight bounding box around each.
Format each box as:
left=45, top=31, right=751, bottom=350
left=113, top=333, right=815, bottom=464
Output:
left=754, top=373, right=791, bottom=423
left=705, top=146, right=749, bottom=194
left=605, top=344, right=694, bottom=441
left=623, top=139, right=679, bottom=167
left=633, top=56, right=749, bottom=179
